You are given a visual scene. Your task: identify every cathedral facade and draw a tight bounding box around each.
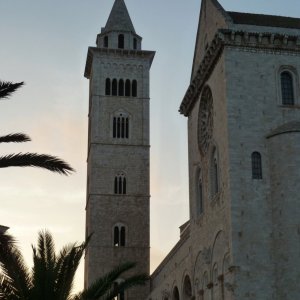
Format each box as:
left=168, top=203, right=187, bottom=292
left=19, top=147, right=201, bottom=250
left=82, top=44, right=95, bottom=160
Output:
left=84, top=0, right=300, bottom=299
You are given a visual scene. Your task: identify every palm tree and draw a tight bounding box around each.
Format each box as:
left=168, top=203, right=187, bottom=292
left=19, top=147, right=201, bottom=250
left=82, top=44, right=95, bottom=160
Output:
left=0, top=230, right=148, bottom=300
left=0, top=80, right=74, bottom=175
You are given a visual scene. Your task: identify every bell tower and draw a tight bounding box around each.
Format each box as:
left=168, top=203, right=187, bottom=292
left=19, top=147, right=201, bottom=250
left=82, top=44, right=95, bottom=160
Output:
left=84, top=0, right=155, bottom=299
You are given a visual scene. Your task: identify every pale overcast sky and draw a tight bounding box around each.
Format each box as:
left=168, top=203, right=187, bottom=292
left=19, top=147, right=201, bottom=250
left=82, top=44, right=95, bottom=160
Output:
left=1, top=0, right=299, bottom=292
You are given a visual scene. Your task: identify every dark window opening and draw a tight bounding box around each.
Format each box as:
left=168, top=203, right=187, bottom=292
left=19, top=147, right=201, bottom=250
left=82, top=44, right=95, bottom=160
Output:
left=112, top=79, right=118, bottom=96
left=105, top=78, right=111, bottom=95
left=118, top=79, right=124, bottom=96
left=120, top=226, right=126, bottom=246
left=114, top=175, right=127, bottom=194
left=113, top=115, right=129, bottom=139
left=133, top=38, right=137, bottom=50
left=113, top=118, right=117, bottom=138
left=118, top=34, right=124, bottom=49
left=252, top=152, right=262, bottom=179
left=114, top=226, right=119, bottom=246
left=104, top=36, right=108, bottom=48
left=281, top=71, right=295, bottom=105
left=132, top=80, right=137, bottom=97
left=125, top=118, right=129, bottom=139
left=113, top=289, right=125, bottom=300
left=125, top=79, right=131, bottom=97
left=172, top=287, right=180, bottom=300
left=113, top=225, right=126, bottom=247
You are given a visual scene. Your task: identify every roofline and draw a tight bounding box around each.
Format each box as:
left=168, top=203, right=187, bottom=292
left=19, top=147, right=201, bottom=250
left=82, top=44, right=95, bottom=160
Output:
left=180, top=29, right=300, bottom=116
left=228, top=11, right=300, bottom=29
left=84, top=47, right=155, bottom=79
left=191, top=0, right=232, bottom=80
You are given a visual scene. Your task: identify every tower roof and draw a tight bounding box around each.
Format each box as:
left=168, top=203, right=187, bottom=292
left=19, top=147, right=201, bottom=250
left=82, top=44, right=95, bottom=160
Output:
left=103, top=0, right=136, bottom=33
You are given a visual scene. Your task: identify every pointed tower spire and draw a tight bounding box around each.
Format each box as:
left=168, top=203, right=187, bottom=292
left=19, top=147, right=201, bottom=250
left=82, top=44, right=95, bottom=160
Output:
left=96, top=0, right=141, bottom=50
left=103, top=0, right=136, bottom=33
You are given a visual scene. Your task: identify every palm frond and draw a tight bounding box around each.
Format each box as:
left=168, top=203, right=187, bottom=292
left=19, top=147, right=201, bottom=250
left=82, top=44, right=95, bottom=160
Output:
left=0, top=231, right=31, bottom=299
left=31, top=231, right=56, bottom=300
left=54, top=241, right=86, bottom=300
left=0, top=274, right=18, bottom=300
left=0, top=81, right=24, bottom=100
left=105, top=274, right=149, bottom=300
left=77, top=262, right=137, bottom=300
left=0, top=133, right=31, bottom=144
left=0, top=153, right=74, bottom=175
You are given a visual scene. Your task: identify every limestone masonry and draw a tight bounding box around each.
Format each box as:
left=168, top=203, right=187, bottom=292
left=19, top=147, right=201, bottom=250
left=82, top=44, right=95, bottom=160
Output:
left=84, top=0, right=300, bottom=299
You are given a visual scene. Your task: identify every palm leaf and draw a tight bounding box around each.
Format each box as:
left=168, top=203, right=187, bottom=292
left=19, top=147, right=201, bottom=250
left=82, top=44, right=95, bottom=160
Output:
left=0, top=153, right=74, bottom=175
left=0, top=231, right=31, bottom=299
left=31, top=231, right=57, bottom=300
left=54, top=242, right=86, bottom=300
left=76, top=262, right=137, bottom=300
left=0, top=274, right=18, bottom=300
left=105, top=274, right=149, bottom=300
left=0, top=133, right=31, bottom=144
left=0, top=81, right=24, bottom=100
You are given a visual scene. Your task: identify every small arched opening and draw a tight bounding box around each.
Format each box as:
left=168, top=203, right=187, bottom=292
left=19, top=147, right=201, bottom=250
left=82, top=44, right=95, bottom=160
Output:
left=132, top=80, right=137, bottom=97
left=281, top=71, right=295, bottom=105
left=118, top=34, right=125, bottom=49
left=182, top=275, right=192, bottom=300
left=104, top=36, right=108, bottom=48
left=172, top=286, right=180, bottom=300
left=105, top=78, right=111, bottom=95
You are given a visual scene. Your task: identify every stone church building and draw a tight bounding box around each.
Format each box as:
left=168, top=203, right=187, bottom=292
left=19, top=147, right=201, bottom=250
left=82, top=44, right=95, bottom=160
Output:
left=84, top=0, right=300, bottom=299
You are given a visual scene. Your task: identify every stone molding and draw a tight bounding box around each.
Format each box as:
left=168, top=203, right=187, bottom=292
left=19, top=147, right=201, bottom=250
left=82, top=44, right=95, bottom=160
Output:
left=179, top=29, right=300, bottom=116
left=85, top=47, right=155, bottom=79
left=266, top=121, right=300, bottom=138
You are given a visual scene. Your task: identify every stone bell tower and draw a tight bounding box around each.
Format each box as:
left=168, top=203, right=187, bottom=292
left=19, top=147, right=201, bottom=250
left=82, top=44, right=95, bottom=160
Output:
left=84, top=0, right=155, bottom=299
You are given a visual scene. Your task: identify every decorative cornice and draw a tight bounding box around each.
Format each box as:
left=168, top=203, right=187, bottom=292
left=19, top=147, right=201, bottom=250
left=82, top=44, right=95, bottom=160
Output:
left=179, top=29, right=300, bottom=117
left=84, top=47, right=155, bottom=79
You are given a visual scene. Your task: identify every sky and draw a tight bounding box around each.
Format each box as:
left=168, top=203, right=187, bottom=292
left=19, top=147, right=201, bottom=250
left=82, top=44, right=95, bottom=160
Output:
left=1, top=0, right=299, bottom=293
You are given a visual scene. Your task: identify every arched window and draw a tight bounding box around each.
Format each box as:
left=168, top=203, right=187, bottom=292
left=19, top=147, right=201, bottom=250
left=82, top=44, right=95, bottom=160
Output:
left=105, top=78, right=111, bottom=95
left=113, top=281, right=125, bottom=300
left=211, top=147, right=219, bottom=197
left=196, top=168, right=203, bottom=216
left=125, top=79, right=131, bottom=97
left=104, top=36, right=108, bottom=48
left=113, top=225, right=126, bottom=247
left=118, top=34, right=124, bottom=49
left=132, top=80, right=137, bottom=97
left=183, top=275, right=192, bottom=300
left=252, top=152, right=262, bottom=179
left=172, top=286, right=180, bottom=300
left=281, top=71, right=294, bottom=105
left=113, top=113, right=129, bottom=139
left=112, top=79, right=118, bottom=96
left=118, top=79, right=124, bottom=96
left=114, top=173, right=126, bottom=194
left=133, top=38, right=137, bottom=50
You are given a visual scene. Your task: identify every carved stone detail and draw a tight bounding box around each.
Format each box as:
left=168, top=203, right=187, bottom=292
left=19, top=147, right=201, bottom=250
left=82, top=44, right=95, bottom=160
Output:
left=198, top=87, right=213, bottom=155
